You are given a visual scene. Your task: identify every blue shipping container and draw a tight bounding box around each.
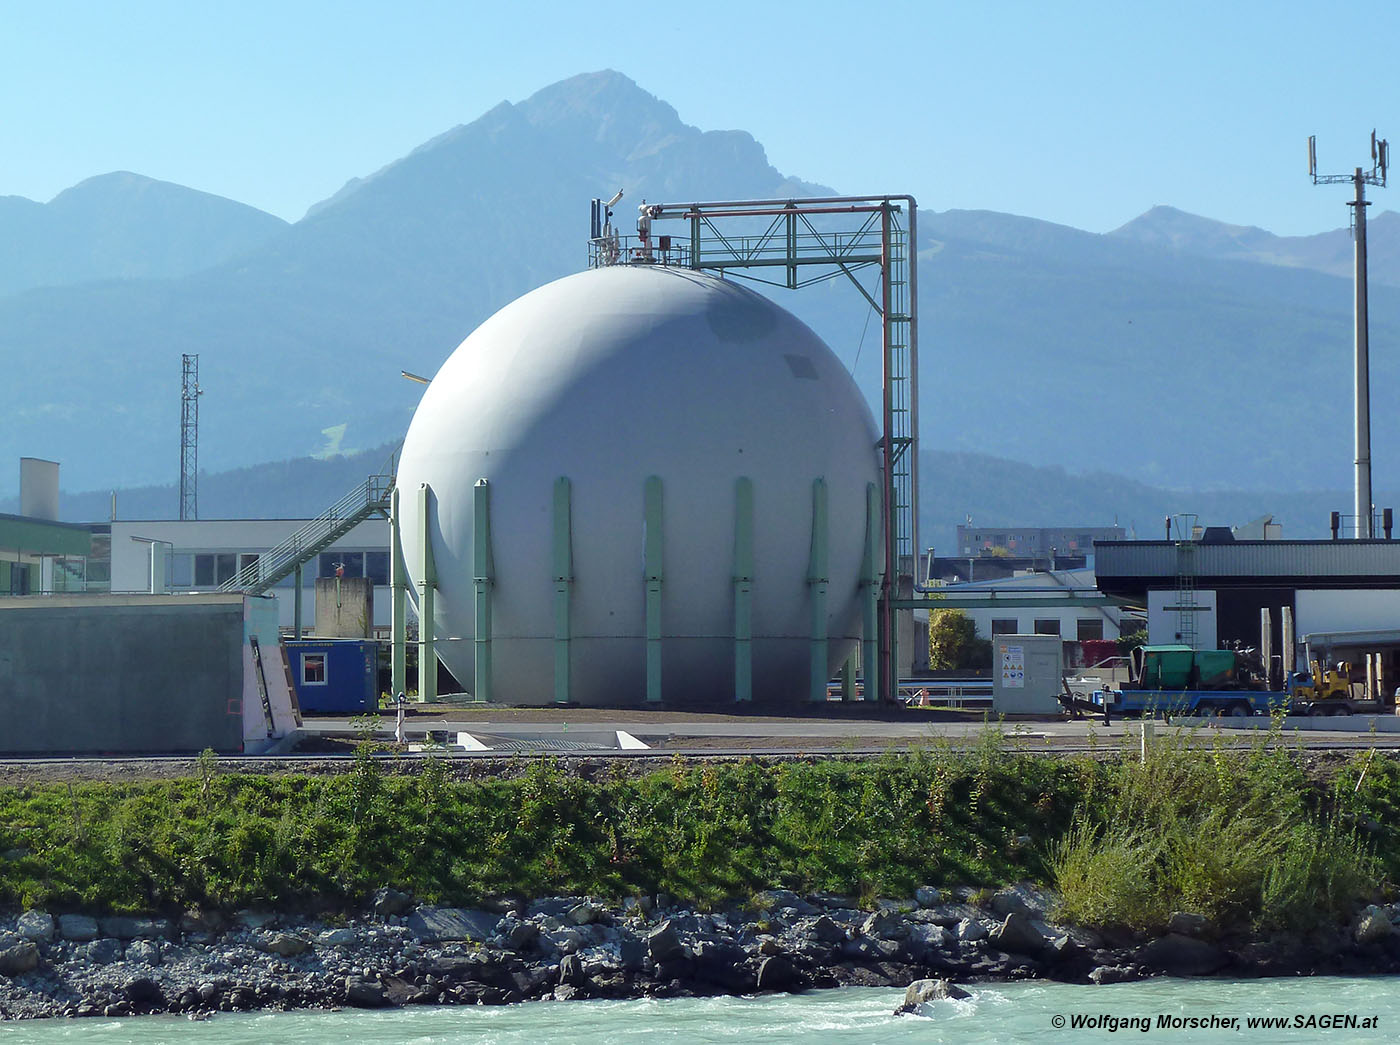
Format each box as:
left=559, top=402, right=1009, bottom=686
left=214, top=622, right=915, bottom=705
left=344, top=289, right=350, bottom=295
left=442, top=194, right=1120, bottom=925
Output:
left=286, top=639, right=379, bottom=714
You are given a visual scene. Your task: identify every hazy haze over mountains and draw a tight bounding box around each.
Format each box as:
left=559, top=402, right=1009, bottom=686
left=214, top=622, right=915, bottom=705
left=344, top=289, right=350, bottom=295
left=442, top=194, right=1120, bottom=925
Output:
left=0, top=172, right=287, bottom=296
left=1, top=71, right=1396, bottom=536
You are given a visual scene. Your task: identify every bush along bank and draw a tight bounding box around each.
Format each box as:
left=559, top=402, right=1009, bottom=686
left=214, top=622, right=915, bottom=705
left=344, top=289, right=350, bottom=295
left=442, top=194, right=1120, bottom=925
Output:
left=2, top=726, right=1400, bottom=1019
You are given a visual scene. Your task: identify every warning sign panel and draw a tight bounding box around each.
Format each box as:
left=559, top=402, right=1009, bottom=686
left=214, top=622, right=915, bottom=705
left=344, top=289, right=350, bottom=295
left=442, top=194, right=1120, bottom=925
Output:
left=999, top=644, right=1025, bottom=688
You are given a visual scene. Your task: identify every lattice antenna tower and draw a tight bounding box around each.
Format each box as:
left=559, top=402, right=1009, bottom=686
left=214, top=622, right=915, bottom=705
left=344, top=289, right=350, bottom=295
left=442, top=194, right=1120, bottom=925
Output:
left=179, top=354, right=202, bottom=520
left=1308, top=131, right=1389, bottom=538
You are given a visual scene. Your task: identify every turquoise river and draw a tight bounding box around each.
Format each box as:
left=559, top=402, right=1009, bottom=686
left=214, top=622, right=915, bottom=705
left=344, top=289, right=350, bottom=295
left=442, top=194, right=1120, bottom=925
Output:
left=1, top=976, right=1395, bottom=1043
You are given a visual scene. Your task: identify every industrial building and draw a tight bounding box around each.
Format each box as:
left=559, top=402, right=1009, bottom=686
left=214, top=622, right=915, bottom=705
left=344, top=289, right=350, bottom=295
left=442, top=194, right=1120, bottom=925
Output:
left=955, top=524, right=1124, bottom=558
left=107, top=517, right=393, bottom=631
left=929, top=568, right=1129, bottom=644
left=1094, top=533, right=1400, bottom=693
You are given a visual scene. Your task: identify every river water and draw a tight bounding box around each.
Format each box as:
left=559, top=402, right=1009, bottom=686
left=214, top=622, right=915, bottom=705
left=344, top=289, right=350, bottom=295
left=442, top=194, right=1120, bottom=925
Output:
left=0, top=976, right=1394, bottom=1043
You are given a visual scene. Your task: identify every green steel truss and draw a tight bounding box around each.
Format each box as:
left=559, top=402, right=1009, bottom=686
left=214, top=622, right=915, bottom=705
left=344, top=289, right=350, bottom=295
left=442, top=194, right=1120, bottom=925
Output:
left=590, top=195, right=919, bottom=702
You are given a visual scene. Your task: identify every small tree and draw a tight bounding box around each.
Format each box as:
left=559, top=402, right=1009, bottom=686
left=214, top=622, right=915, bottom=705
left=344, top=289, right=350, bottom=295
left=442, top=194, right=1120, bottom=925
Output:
left=928, top=609, right=992, bottom=670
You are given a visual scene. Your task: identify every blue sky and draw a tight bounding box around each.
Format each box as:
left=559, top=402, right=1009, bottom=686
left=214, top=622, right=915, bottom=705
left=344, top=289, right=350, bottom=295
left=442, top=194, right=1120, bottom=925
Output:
left=2, top=0, right=1396, bottom=235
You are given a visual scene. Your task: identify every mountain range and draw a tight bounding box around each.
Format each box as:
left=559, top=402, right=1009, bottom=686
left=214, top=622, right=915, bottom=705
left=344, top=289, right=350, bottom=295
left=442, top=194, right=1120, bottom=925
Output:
left=1, top=70, right=1397, bottom=521
left=0, top=443, right=1374, bottom=556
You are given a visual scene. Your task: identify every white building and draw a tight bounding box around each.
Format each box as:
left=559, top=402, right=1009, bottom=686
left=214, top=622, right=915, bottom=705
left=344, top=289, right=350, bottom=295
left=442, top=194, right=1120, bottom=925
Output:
left=923, top=568, right=1129, bottom=644
left=109, top=518, right=395, bottom=630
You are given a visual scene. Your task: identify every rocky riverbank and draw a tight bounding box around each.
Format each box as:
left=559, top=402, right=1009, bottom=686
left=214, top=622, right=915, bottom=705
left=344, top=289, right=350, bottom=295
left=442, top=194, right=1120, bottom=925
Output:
left=5, top=885, right=1400, bottom=1022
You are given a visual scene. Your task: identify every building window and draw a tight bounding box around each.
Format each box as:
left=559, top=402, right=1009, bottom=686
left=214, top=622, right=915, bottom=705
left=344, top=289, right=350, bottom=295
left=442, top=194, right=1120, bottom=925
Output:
left=366, top=551, right=389, bottom=585
left=194, top=553, right=238, bottom=587
left=991, top=618, right=1019, bottom=636
left=238, top=553, right=261, bottom=580
left=170, top=554, right=193, bottom=588
left=1077, top=618, right=1105, bottom=641
left=1034, top=619, right=1061, bottom=636
left=302, top=654, right=326, bottom=685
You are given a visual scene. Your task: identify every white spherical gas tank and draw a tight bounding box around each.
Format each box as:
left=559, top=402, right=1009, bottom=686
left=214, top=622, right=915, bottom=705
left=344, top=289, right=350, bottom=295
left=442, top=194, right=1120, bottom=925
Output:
left=396, top=265, right=880, bottom=705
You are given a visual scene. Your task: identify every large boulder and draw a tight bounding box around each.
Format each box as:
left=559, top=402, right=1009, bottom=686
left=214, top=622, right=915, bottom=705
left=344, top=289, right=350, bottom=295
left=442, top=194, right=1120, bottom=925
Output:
left=58, top=914, right=99, bottom=942
left=1134, top=934, right=1227, bottom=976
left=896, top=978, right=971, bottom=1014
left=318, top=928, right=358, bottom=949
left=85, top=938, right=122, bottom=964
left=99, top=916, right=170, bottom=940
left=754, top=890, right=818, bottom=916
left=568, top=901, right=609, bottom=926
left=125, top=939, right=161, bottom=966
left=914, top=886, right=943, bottom=908
left=1355, top=906, right=1394, bottom=946
left=756, top=954, right=801, bottom=992
left=407, top=907, right=499, bottom=943
left=343, top=977, right=390, bottom=1008
left=987, top=912, right=1046, bottom=956
left=0, top=939, right=40, bottom=977
left=124, top=976, right=166, bottom=1010
left=806, top=914, right=849, bottom=944
left=861, top=909, right=907, bottom=941
left=371, top=887, right=414, bottom=918
left=256, top=932, right=310, bottom=956
left=646, top=920, right=686, bottom=963
left=16, top=911, right=54, bottom=944
left=1167, top=911, right=1210, bottom=936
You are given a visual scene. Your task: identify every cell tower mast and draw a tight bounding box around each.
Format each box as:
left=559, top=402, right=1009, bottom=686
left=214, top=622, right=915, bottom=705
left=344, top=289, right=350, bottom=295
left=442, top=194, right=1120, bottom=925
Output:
left=179, top=354, right=202, bottom=521
left=1309, top=131, right=1389, bottom=538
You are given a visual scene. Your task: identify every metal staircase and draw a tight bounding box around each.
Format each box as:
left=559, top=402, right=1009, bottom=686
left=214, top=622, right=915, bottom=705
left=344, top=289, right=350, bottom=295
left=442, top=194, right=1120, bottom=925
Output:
left=220, top=452, right=397, bottom=597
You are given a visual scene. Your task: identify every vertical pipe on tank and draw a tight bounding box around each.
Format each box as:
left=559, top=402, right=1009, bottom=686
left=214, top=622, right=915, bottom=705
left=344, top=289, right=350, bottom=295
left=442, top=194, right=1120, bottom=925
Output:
left=732, top=477, right=754, bottom=702
left=808, top=478, right=830, bottom=703
left=553, top=478, right=573, bottom=705
left=472, top=479, right=493, bottom=704
left=861, top=482, right=880, bottom=702
left=390, top=487, right=408, bottom=700
left=417, top=483, right=438, bottom=703
left=644, top=476, right=664, bottom=703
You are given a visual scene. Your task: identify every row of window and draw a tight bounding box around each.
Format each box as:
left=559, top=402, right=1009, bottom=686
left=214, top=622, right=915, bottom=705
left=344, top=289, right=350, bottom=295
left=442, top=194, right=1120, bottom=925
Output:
left=990, top=617, right=1105, bottom=641
left=169, top=551, right=391, bottom=589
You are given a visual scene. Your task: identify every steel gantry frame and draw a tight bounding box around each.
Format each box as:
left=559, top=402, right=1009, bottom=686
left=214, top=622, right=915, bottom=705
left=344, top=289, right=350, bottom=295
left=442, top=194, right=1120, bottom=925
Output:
left=590, top=194, right=918, bottom=702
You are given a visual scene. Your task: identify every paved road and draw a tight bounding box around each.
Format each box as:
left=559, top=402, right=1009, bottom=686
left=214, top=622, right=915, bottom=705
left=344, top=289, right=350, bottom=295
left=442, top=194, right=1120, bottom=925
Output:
left=306, top=710, right=1400, bottom=750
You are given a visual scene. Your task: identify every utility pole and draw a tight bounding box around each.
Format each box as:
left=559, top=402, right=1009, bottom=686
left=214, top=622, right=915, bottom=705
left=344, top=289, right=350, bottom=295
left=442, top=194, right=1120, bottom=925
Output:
left=1310, top=132, right=1389, bottom=538
left=179, top=354, right=202, bottom=521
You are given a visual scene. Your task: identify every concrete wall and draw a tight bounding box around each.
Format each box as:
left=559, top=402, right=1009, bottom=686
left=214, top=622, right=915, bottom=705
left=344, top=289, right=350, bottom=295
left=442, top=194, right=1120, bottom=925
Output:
left=0, top=594, right=246, bottom=754
left=315, top=577, right=373, bottom=638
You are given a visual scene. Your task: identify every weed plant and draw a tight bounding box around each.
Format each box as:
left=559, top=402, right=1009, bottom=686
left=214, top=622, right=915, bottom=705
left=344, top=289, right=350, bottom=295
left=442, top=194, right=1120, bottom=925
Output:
left=1051, top=720, right=1376, bottom=935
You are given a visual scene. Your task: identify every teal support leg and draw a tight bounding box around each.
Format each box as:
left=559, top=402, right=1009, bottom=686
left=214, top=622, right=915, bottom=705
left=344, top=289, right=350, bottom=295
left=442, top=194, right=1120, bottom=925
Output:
left=293, top=563, right=303, bottom=641
left=389, top=486, right=408, bottom=701
left=861, top=482, right=880, bottom=702
left=417, top=483, right=438, bottom=703
left=472, top=479, right=494, bottom=703
left=732, top=477, right=754, bottom=702
left=644, top=476, right=664, bottom=703
left=553, top=477, right=573, bottom=704
left=841, top=656, right=855, bottom=701
left=808, top=477, right=829, bottom=703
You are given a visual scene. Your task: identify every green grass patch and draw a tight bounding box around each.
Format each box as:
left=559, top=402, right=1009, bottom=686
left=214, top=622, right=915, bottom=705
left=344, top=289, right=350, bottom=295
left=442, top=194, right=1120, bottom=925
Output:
left=0, top=735, right=1080, bottom=915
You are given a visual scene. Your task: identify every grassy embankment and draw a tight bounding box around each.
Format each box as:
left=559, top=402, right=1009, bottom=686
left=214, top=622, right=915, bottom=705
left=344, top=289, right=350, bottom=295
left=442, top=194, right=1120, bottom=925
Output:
left=0, top=723, right=1393, bottom=936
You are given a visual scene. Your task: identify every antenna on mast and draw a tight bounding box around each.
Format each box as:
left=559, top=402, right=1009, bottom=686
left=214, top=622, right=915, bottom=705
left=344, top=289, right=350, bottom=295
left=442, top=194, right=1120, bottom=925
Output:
left=1307, top=131, right=1389, bottom=538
